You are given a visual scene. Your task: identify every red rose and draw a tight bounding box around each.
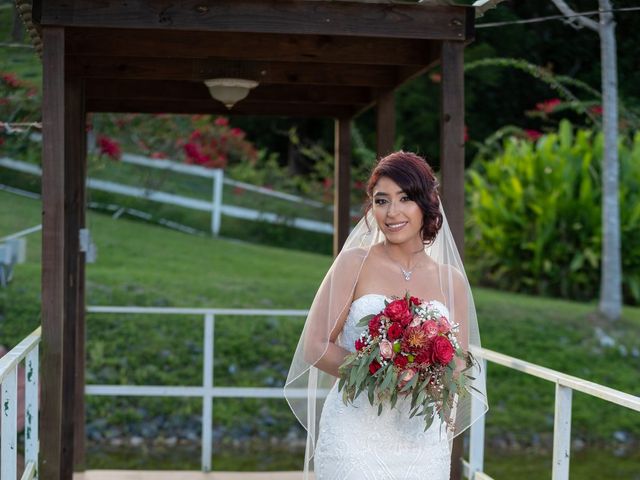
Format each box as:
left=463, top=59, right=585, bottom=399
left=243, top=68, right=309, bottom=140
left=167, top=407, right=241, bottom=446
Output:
left=431, top=336, right=455, bottom=365
left=368, top=314, right=382, bottom=338
left=369, top=359, right=381, bottom=374
left=387, top=322, right=403, bottom=341
left=393, top=355, right=408, bottom=368
left=384, top=300, right=413, bottom=326
left=409, top=296, right=421, bottom=306
left=415, top=346, right=432, bottom=365
left=355, top=338, right=366, bottom=351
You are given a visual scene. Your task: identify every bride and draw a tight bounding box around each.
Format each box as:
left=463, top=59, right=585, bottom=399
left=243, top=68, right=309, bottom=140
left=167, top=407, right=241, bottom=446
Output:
left=285, top=151, right=488, bottom=480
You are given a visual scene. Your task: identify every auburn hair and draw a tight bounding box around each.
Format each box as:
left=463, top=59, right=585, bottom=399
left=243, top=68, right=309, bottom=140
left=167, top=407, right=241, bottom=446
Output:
left=364, top=151, right=443, bottom=245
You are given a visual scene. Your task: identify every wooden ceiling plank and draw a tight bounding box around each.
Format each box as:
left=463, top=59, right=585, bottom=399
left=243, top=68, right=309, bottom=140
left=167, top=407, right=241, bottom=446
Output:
left=85, top=79, right=376, bottom=105
left=67, top=56, right=406, bottom=88
left=86, top=98, right=358, bottom=117
left=40, top=0, right=471, bottom=41
left=66, top=29, right=432, bottom=66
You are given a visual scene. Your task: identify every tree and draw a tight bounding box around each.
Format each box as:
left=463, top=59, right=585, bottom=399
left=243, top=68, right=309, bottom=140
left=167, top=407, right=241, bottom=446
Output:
left=549, top=0, right=622, bottom=320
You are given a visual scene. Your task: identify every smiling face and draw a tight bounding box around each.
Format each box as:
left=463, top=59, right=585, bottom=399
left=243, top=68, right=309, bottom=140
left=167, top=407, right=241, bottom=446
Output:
left=372, top=176, right=424, bottom=245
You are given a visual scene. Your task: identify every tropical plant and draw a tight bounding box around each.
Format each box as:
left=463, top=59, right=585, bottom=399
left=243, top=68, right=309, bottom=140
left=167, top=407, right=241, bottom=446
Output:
left=466, top=120, right=640, bottom=305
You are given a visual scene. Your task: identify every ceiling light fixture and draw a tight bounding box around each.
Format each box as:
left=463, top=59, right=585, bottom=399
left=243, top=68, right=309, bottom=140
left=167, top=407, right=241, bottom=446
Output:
left=204, top=78, right=259, bottom=109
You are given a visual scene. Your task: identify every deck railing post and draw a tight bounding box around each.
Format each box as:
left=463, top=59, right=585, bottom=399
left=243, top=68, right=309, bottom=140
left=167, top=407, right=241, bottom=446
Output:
left=25, top=347, right=40, bottom=477
left=468, top=359, right=487, bottom=479
left=211, top=169, right=223, bottom=236
left=552, top=383, right=572, bottom=480
left=1, top=367, right=18, bottom=480
left=201, top=313, right=215, bottom=471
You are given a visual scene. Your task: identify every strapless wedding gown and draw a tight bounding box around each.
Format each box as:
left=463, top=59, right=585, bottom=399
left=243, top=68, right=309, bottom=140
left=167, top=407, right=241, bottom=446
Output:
left=314, top=294, right=452, bottom=480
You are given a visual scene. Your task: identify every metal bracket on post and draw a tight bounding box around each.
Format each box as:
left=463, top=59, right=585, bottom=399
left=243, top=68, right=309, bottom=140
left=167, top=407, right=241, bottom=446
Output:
left=79, top=228, right=97, bottom=263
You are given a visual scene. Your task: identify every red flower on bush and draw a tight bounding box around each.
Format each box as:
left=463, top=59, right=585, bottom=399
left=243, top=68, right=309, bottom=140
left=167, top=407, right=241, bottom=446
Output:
left=535, top=98, right=561, bottom=114
left=430, top=336, right=454, bottom=365
left=589, top=105, right=603, bottom=116
left=524, top=129, right=542, bottom=141
left=230, top=127, right=245, bottom=138
left=184, top=143, right=211, bottom=165
left=1, top=73, right=21, bottom=88
left=97, top=135, right=121, bottom=160
left=214, top=116, right=229, bottom=126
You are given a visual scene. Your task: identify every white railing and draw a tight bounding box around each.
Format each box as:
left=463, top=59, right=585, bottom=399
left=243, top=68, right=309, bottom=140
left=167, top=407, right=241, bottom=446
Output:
left=85, top=306, right=313, bottom=472
left=463, top=346, right=640, bottom=480
left=0, top=157, right=336, bottom=235
left=0, top=327, right=41, bottom=480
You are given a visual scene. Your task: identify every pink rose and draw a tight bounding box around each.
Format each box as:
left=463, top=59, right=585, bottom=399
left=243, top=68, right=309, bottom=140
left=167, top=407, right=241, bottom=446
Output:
left=409, top=316, right=422, bottom=328
left=398, top=368, right=416, bottom=390
left=431, top=336, right=455, bottom=365
left=438, top=316, right=451, bottom=334
left=379, top=339, right=394, bottom=359
left=422, top=320, right=439, bottom=339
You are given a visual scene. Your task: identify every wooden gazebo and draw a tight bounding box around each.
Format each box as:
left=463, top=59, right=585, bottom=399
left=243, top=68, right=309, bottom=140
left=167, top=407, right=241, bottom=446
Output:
left=20, top=0, right=501, bottom=478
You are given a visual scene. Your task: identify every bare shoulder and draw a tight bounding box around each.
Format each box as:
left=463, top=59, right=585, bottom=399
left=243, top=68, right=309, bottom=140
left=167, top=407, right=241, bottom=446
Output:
left=438, top=263, right=467, bottom=290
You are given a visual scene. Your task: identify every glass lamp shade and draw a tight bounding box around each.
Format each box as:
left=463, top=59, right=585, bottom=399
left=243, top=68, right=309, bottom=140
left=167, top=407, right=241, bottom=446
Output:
left=204, top=78, right=259, bottom=109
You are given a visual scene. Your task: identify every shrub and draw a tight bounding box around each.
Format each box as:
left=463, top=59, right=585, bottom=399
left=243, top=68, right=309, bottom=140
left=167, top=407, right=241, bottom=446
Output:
left=466, top=120, right=640, bottom=305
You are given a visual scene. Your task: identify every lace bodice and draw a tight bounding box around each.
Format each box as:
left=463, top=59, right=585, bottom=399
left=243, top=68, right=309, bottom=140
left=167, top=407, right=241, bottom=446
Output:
left=338, top=293, right=450, bottom=352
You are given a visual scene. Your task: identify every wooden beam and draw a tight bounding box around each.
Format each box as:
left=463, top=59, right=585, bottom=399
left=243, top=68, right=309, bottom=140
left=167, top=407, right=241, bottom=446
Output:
left=40, top=1, right=471, bottom=41
left=333, top=116, right=352, bottom=256
left=40, top=26, right=66, bottom=480
left=87, top=98, right=357, bottom=117
left=440, top=40, right=466, bottom=480
left=67, top=56, right=404, bottom=88
left=439, top=41, right=465, bottom=258
left=41, top=26, right=81, bottom=480
left=66, top=28, right=432, bottom=66
left=85, top=79, right=376, bottom=105
left=71, top=82, right=87, bottom=473
left=376, top=91, right=396, bottom=158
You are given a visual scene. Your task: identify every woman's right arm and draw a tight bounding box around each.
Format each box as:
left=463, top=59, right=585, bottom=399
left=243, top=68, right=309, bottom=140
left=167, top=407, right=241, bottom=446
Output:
left=301, top=248, right=365, bottom=378
left=304, top=308, right=352, bottom=378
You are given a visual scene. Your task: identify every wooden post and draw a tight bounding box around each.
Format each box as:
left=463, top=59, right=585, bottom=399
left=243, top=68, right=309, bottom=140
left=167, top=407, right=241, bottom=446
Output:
left=72, top=84, right=87, bottom=472
left=376, top=91, right=395, bottom=159
left=41, top=26, right=85, bottom=480
left=333, top=117, right=352, bottom=256
left=440, top=40, right=466, bottom=480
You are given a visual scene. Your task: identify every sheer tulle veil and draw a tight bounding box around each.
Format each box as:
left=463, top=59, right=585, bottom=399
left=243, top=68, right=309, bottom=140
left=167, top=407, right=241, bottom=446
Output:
left=284, top=197, right=488, bottom=478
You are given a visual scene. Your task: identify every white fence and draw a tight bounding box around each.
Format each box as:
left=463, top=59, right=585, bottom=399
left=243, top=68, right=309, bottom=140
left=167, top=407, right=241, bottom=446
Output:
left=85, top=305, right=312, bottom=472
left=3, top=307, right=638, bottom=478
left=0, top=226, right=37, bottom=287
left=0, top=327, right=41, bottom=480
left=0, top=156, right=336, bottom=235
left=464, top=346, right=640, bottom=480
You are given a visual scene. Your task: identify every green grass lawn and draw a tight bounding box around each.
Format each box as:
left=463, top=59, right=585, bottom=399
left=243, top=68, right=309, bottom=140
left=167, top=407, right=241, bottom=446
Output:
left=1, top=190, right=639, bottom=473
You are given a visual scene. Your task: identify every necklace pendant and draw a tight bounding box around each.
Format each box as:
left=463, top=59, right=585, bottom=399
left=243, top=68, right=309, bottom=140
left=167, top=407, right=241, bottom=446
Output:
left=401, top=269, right=412, bottom=281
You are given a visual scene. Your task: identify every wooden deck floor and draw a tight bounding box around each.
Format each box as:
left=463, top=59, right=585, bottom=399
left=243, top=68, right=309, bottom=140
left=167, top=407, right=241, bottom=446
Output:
left=74, top=471, right=308, bottom=480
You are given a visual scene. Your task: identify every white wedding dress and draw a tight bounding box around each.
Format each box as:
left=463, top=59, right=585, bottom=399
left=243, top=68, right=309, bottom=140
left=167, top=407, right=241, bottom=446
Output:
left=314, top=294, right=452, bottom=480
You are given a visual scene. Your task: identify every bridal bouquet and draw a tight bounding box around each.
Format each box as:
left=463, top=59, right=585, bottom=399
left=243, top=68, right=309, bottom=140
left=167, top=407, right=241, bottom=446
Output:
left=338, top=292, right=477, bottom=432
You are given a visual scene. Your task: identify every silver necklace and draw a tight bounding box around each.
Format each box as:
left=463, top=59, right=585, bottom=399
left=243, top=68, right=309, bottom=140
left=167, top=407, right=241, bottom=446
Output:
left=384, top=243, right=422, bottom=281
